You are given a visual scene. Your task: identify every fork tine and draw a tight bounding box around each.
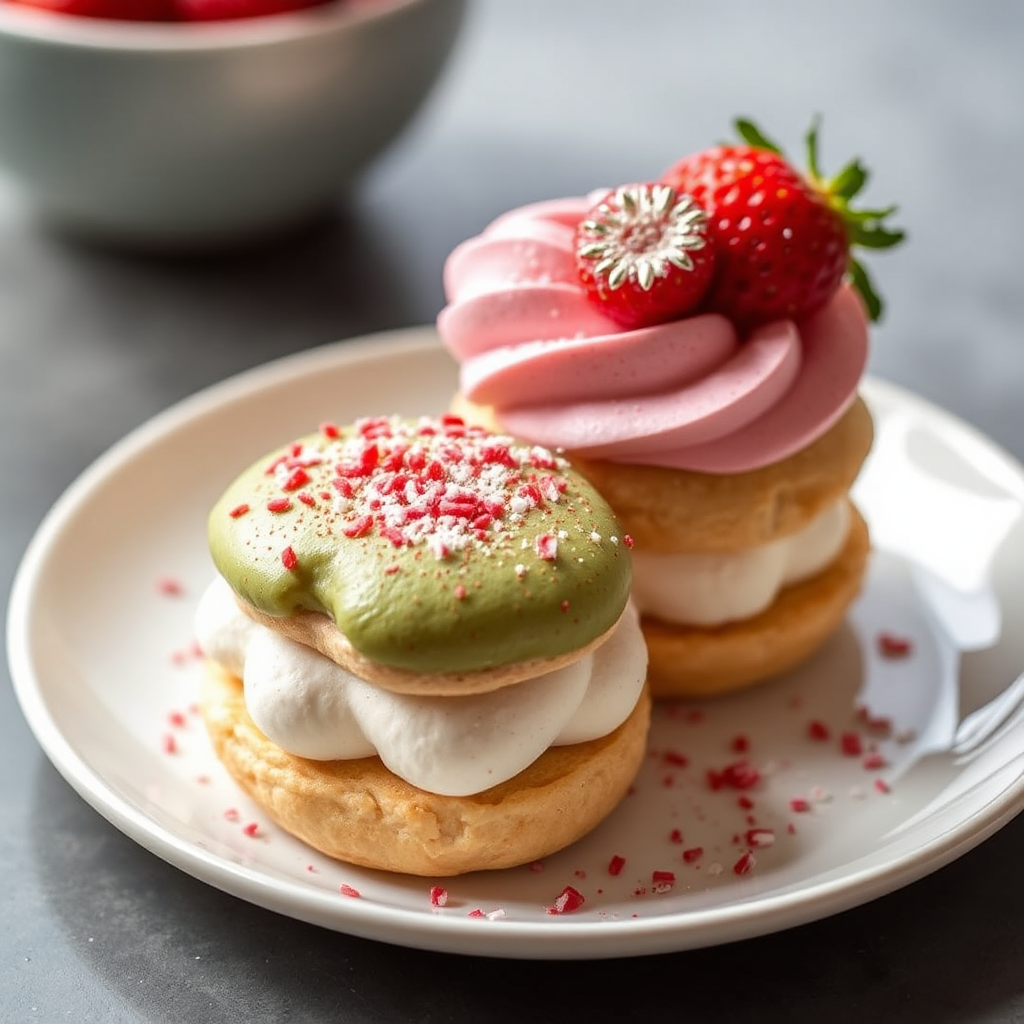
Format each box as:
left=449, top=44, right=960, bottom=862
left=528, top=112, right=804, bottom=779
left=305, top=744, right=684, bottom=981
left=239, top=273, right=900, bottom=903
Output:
left=952, top=670, right=1024, bottom=757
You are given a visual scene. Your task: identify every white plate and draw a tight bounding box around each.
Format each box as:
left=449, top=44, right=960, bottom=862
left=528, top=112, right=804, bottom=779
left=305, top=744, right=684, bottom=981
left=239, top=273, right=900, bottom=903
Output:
left=9, top=327, right=1024, bottom=960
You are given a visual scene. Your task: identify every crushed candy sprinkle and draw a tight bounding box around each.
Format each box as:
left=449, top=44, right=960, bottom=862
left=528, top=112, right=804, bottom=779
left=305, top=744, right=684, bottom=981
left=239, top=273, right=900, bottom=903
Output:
left=157, top=576, right=184, bottom=597
left=233, top=416, right=584, bottom=567
left=652, top=870, right=676, bottom=893
left=546, top=885, right=586, bottom=915
left=807, top=719, right=831, bottom=741
left=877, top=631, right=913, bottom=658
left=733, top=851, right=757, bottom=876
left=745, top=828, right=776, bottom=849
left=707, top=760, right=761, bottom=791
left=840, top=732, right=863, bottom=756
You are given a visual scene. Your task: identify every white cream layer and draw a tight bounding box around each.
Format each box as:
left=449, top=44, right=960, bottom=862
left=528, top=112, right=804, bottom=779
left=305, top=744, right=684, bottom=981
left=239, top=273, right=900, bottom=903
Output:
left=630, top=499, right=851, bottom=627
left=195, top=577, right=647, bottom=797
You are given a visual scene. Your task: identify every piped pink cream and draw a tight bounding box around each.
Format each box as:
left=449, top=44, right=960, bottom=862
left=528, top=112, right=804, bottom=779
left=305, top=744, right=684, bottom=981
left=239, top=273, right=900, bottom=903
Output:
left=437, top=195, right=869, bottom=473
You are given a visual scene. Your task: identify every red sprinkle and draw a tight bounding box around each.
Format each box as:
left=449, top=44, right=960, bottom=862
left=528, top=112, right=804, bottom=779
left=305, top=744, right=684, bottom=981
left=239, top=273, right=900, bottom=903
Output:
left=339, top=884, right=361, bottom=898
left=228, top=503, right=250, bottom=519
left=223, top=808, right=240, bottom=822
left=840, top=732, right=863, bottom=756
left=733, top=851, right=757, bottom=875
left=623, top=534, right=634, bottom=548
left=707, top=760, right=761, bottom=791
left=745, top=828, right=776, bottom=849
left=429, top=886, right=448, bottom=908
left=662, top=750, right=689, bottom=767
left=652, top=870, right=676, bottom=893
left=242, top=822, right=259, bottom=837
left=737, top=795, right=755, bottom=810
left=282, top=467, right=310, bottom=491
left=877, top=632, right=913, bottom=658
left=682, top=847, right=704, bottom=864
left=807, top=719, right=831, bottom=741
left=608, top=855, right=626, bottom=877
left=266, top=497, right=292, bottom=513
left=730, top=734, right=750, bottom=753
left=167, top=710, right=187, bottom=728
left=161, top=733, right=177, bottom=755
left=790, top=797, right=812, bottom=813
left=535, top=533, right=558, bottom=560
left=862, top=752, right=888, bottom=770
left=874, top=778, right=892, bottom=794
left=467, top=909, right=486, bottom=918
left=157, top=576, right=184, bottom=597
left=342, top=514, right=373, bottom=539
left=546, top=885, right=586, bottom=915
left=281, top=546, right=298, bottom=571
left=669, top=828, right=684, bottom=844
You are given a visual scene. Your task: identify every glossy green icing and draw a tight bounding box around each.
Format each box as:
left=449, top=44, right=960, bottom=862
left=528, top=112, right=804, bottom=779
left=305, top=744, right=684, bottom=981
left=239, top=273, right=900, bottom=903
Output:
left=207, top=417, right=631, bottom=674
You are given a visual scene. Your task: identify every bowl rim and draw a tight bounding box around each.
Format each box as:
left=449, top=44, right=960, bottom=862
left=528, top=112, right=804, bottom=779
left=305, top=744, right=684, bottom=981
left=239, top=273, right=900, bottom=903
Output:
left=0, top=0, right=441, bottom=51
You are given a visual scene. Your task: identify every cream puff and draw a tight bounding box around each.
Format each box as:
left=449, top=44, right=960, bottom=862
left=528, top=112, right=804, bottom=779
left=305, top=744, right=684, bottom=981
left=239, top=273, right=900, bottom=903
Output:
left=438, top=122, right=901, bottom=698
left=195, top=414, right=649, bottom=875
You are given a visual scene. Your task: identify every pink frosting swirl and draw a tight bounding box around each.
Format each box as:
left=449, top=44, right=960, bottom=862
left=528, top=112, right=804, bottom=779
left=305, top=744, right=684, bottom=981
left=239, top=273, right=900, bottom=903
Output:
left=437, top=195, right=869, bottom=473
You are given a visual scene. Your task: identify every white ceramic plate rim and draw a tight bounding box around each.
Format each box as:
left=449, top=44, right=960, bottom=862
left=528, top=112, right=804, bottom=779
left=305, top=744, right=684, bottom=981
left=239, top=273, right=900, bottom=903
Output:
left=9, top=326, right=1024, bottom=960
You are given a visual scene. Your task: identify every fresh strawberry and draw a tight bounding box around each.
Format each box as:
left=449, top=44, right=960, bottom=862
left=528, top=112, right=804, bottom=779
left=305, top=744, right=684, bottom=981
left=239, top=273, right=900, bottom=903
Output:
left=6, top=0, right=174, bottom=18
left=662, top=118, right=903, bottom=326
left=574, top=183, right=716, bottom=330
left=174, top=0, right=331, bottom=19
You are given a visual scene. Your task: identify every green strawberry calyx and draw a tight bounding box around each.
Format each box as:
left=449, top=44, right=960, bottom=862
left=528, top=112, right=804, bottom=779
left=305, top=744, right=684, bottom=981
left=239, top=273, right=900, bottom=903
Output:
left=734, top=116, right=905, bottom=322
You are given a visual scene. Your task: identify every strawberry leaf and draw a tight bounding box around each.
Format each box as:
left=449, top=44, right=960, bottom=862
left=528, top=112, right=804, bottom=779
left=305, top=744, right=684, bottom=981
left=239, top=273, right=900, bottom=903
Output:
left=850, top=222, right=906, bottom=250
left=847, top=257, right=883, bottom=322
left=735, top=118, right=782, bottom=154
left=804, top=116, right=823, bottom=180
left=828, top=159, right=869, bottom=201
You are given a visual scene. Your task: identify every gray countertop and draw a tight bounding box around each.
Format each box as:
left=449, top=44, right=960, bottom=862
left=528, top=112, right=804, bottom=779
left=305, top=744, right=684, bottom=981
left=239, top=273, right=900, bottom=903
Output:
left=3, top=2, right=1024, bottom=1020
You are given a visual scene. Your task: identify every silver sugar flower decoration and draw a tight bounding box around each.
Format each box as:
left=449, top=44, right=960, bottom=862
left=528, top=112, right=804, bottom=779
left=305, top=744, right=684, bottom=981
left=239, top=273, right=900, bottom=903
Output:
left=577, top=184, right=709, bottom=292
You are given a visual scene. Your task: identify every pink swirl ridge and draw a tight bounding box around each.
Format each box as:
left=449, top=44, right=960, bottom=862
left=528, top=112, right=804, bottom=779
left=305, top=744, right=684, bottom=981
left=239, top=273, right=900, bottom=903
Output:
left=437, top=196, right=870, bottom=474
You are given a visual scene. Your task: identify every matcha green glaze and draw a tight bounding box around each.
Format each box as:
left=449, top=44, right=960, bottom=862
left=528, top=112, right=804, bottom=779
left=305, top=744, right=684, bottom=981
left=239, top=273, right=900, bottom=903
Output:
left=207, top=417, right=632, bottom=674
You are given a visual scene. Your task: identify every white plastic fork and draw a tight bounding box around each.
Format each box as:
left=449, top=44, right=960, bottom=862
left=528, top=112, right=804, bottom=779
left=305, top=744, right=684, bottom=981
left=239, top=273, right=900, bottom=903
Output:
left=950, top=669, right=1024, bottom=759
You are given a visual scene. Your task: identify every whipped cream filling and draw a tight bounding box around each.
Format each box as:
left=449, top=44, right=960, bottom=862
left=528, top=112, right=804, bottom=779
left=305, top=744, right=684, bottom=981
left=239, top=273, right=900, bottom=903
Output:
left=195, top=577, right=647, bottom=797
left=630, top=500, right=852, bottom=627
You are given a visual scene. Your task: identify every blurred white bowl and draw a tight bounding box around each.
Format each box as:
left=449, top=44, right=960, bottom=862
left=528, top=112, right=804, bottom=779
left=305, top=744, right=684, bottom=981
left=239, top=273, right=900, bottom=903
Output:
left=0, top=0, right=466, bottom=247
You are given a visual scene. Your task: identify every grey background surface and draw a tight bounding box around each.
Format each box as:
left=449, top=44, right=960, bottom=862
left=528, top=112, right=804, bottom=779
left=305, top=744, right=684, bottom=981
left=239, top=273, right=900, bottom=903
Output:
left=2, top=2, right=1023, bottom=1021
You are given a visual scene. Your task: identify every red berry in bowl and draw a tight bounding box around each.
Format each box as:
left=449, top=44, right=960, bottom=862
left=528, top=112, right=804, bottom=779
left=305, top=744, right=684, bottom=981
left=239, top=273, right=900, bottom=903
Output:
left=175, top=0, right=332, bottom=19
left=662, top=117, right=904, bottom=327
left=574, top=183, right=716, bottom=330
left=6, top=0, right=174, bottom=18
